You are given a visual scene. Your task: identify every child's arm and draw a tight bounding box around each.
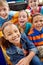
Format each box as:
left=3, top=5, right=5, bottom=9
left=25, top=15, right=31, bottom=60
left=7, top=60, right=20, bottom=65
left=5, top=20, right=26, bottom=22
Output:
left=16, top=51, right=35, bottom=65
left=16, top=33, right=38, bottom=65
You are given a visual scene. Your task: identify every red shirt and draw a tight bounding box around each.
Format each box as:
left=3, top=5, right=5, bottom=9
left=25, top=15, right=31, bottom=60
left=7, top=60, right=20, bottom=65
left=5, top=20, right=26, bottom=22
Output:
left=27, top=6, right=41, bottom=15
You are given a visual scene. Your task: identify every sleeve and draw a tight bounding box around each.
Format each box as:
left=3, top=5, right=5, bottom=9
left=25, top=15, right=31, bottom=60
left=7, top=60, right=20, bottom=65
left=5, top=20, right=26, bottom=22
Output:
left=25, top=22, right=32, bottom=35
left=21, top=33, right=38, bottom=54
left=28, top=29, right=33, bottom=42
left=0, top=17, right=5, bottom=27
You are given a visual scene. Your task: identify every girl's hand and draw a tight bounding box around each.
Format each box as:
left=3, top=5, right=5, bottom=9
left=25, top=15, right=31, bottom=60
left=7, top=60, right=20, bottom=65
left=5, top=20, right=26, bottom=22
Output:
left=16, top=57, right=30, bottom=65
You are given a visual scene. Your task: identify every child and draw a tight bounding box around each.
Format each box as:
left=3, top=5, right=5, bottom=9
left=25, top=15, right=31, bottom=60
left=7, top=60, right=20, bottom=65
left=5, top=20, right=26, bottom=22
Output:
left=0, top=0, right=15, bottom=31
left=1, top=22, right=42, bottom=65
left=27, top=0, right=41, bottom=15
left=28, top=13, right=43, bottom=58
left=18, top=10, right=32, bottom=35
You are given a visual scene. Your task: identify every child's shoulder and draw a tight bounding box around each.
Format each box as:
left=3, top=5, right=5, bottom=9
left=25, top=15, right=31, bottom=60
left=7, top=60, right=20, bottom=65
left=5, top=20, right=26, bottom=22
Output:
left=21, top=33, right=26, bottom=38
left=28, top=29, right=34, bottom=35
left=26, top=22, right=32, bottom=26
left=28, top=28, right=35, bottom=36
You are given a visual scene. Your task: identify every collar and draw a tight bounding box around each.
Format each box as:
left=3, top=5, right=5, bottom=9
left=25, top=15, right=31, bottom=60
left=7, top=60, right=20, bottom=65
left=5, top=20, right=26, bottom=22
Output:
left=33, top=28, right=43, bottom=34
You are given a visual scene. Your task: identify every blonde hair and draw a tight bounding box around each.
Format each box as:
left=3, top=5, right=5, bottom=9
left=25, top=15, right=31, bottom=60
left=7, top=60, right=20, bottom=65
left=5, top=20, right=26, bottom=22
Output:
left=0, top=0, right=9, bottom=7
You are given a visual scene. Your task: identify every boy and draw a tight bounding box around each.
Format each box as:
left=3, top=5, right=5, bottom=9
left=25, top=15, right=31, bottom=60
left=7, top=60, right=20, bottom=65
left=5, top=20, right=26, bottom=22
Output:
left=28, top=13, right=43, bottom=58
left=1, top=22, right=42, bottom=65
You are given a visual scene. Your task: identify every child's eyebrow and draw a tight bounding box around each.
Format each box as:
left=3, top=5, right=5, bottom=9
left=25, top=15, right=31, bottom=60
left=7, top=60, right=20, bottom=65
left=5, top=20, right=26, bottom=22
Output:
left=7, top=32, right=12, bottom=35
left=32, top=13, right=42, bottom=19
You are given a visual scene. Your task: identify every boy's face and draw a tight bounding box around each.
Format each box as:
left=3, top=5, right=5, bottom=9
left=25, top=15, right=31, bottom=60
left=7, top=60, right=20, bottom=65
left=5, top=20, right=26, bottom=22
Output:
left=33, top=15, right=43, bottom=31
left=18, top=11, right=28, bottom=27
left=3, top=24, right=21, bottom=46
left=29, top=0, right=38, bottom=10
left=0, top=6, right=9, bottom=19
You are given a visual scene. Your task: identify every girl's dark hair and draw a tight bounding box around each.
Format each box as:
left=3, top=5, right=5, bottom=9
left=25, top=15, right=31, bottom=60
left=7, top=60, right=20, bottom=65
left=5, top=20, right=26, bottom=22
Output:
left=1, top=37, right=12, bottom=48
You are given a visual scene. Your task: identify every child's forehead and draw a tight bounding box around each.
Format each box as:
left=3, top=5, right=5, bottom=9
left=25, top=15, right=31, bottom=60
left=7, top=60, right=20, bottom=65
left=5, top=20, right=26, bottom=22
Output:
left=19, top=10, right=27, bottom=15
left=0, top=5, right=8, bottom=9
left=33, top=15, right=43, bottom=22
left=4, top=24, right=17, bottom=30
left=20, top=11, right=26, bottom=14
left=33, top=15, right=43, bottom=19
left=3, top=25, right=17, bottom=34
left=29, top=0, right=37, bottom=2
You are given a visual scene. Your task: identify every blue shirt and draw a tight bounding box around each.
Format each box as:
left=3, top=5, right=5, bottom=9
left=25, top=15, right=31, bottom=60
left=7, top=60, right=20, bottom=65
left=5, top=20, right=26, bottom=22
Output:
left=6, top=33, right=37, bottom=65
left=28, top=28, right=43, bottom=46
left=0, top=11, right=15, bottom=27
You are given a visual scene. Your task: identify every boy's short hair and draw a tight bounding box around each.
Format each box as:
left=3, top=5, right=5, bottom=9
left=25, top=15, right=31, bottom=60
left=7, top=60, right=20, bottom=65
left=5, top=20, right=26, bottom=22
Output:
left=32, top=13, right=42, bottom=23
left=0, top=0, right=9, bottom=7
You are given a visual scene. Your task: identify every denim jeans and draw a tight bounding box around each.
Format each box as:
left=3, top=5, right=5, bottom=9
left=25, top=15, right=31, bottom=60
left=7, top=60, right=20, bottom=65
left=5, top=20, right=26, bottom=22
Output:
left=30, top=56, right=42, bottom=65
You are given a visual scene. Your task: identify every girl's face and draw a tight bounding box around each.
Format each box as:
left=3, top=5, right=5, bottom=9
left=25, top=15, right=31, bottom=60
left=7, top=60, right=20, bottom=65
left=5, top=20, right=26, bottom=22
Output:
left=33, top=15, right=43, bottom=31
left=3, top=24, right=21, bottom=46
left=0, top=6, right=9, bottom=19
left=29, top=0, right=38, bottom=10
left=18, top=10, right=28, bottom=27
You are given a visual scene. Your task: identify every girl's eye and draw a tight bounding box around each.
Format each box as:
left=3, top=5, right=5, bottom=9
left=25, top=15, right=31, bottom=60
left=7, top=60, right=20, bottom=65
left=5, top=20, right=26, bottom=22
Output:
left=34, top=0, right=36, bottom=2
left=34, top=21, right=38, bottom=23
left=23, top=15, right=26, bottom=18
left=40, top=20, right=43, bottom=22
left=14, top=30, right=17, bottom=33
left=8, top=33, right=12, bottom=36
left=4, top=8, right=6, bottom=11
left=30, top=1, right=32, bottom=3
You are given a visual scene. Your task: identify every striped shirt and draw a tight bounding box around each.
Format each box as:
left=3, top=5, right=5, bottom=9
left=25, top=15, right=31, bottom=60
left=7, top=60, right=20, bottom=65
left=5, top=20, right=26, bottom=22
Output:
left=28, top=28, right=43, bottom=46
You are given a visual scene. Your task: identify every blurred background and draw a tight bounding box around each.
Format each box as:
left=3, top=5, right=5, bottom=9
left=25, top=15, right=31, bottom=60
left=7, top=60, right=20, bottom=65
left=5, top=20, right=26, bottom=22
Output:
left=6, top=0, right=43, bottom=10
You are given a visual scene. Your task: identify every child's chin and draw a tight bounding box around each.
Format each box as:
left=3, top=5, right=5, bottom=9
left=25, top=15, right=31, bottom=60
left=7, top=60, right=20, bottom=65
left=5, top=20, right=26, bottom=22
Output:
left=15, top=40, right=20, bottom=43
left=2, top=16, right=8, bottom=19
